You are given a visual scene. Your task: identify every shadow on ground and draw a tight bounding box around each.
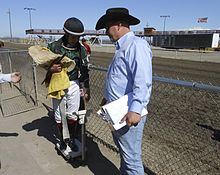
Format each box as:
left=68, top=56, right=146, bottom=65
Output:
left=84, top=136, right=120, bottom=175
left=22, top=107, right=120, bottom=175
left=0, top=132, right=19, bottom=137
left=197, top=123, right=220, bottom=142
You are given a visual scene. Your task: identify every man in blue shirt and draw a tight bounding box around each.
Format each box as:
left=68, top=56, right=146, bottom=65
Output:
left=96, top=8, right=152, bottom=175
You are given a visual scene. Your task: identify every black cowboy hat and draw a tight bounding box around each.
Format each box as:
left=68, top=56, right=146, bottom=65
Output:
left=95, top=8, right=140, bottom=30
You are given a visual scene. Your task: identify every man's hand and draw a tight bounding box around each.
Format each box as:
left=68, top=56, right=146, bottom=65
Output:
left=11, top=72, right=21, bottom=83
left=50, top=64, right=62, bottom=73
left=120, top=111, right=141, bottom=127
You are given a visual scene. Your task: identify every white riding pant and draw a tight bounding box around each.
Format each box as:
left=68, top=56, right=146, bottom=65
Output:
left=52, top=80, right=80, bottom=123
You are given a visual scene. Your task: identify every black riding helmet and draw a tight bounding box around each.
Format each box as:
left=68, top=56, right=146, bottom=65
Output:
left=63, top=17, right=84, bottom=35
left=62, top=17, right=84, bottom=49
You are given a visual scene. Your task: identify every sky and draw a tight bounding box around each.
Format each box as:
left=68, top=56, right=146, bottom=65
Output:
left=0, top=0, right=220, bottom=38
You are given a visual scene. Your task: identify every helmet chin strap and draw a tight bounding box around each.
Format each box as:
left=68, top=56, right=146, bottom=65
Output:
left=61, top=43, right=78, bottom=50
left=62, top=33, right=80, bottom=50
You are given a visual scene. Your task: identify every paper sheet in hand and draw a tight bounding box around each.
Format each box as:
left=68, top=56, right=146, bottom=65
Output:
left=97, top=92, right=148, bottom=130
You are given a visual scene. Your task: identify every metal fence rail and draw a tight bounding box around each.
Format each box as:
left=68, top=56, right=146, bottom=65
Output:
left=86, top=64, right=220, bottom=175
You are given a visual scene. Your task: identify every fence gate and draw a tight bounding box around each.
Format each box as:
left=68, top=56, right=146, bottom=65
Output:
left=0, top=49, right=38, bottom=117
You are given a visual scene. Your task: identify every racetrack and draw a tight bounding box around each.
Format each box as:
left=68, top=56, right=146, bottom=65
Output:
left=90, top=51, right=220, bottom=86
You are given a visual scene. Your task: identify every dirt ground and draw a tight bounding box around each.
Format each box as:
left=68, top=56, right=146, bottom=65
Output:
left=90, top=51, right=220, bottom=86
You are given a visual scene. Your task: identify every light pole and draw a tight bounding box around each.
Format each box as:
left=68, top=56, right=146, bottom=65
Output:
left=160, top=15, right=170, bottom=34
left=24, top=7, right=36, bottom=29
left=7, top=8, right=13, bottom=41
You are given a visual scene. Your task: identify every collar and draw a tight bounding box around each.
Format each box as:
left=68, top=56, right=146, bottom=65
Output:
left=115, top=31, right=134, bottom=50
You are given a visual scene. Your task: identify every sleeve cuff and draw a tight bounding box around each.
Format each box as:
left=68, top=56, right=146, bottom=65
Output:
left=129, top=100, right=143, bottom=114
left=4, top=74, right=12, bottom=82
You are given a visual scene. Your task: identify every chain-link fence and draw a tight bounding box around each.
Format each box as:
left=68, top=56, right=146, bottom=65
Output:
left=0, top=50, right=38, bottom=117
left=86, top=64, right=220, bottom=175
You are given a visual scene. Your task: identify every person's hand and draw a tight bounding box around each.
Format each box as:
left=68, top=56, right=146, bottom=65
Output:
left=50, top=64, right=62, bottom=73
left=84, top=88, right=91, bottom=102
left=120, top=111, right=141, bottom=127
left=11, top=72, right=21, bottom=83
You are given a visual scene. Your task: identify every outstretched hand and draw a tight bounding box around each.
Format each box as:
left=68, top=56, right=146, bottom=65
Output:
left=11, top=72, right=21, bottom=83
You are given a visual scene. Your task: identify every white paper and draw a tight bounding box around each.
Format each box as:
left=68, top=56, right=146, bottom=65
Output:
left=97, top=92, right=148, bottom=130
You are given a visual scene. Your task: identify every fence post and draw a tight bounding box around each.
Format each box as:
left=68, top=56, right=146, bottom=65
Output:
left=7, top=52, right=12, bottom=72
left=32, top=61, right=39, bottom=106
left=175, top=49, right=178, bottom=59
left=0, top=62, right=2, bottom=116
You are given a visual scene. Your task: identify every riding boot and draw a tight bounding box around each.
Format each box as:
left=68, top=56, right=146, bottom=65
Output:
left=67, top=119, right=78, bottom=152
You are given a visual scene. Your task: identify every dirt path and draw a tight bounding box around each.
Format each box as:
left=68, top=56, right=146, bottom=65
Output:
left=90, top=52, right=220, bottom=85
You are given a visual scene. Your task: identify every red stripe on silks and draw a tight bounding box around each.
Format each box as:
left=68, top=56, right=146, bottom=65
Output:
left=57, top=123, right=62, bottom=129
left=67, top=119, right=77, bottom=124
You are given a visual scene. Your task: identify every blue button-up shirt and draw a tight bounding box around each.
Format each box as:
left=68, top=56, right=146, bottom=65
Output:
left=104, top=31, right=152, bottom=114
